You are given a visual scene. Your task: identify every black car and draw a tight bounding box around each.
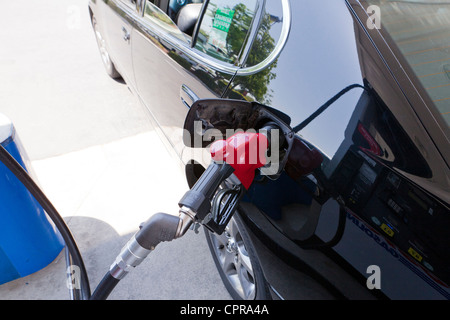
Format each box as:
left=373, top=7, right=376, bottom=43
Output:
left=88, top=0, right=450, bottom=300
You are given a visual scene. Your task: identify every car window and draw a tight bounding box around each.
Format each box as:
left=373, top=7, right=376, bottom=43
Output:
left=144, top=0, right=190, bottom=43
left=232, top=0, right=284, bottom=105
left=194, top=0, right=258, bottom=65
left=119, top=0, right=137, bottom=9
left=242, top=0, right=283, bottom=69
left=364, top=0, right=450, bottom=128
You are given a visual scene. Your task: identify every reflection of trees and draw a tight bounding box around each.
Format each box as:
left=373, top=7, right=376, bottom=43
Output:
left=227, top=6, right=278, bottom=104
left=227, top=3, right=253, bottom=59
left=165, top=2, right=278, bottom=101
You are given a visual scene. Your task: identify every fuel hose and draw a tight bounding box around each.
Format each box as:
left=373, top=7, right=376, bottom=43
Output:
left=0, top=144, right=91, bottom=300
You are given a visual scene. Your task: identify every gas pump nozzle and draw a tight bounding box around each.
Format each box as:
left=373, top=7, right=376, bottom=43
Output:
left=93, top=130, right=273, bottom=299
left=179, top=127, right=278, bottom=234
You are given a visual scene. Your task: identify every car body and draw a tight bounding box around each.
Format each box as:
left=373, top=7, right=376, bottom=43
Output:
left=88, top=0, right=450, bottom=300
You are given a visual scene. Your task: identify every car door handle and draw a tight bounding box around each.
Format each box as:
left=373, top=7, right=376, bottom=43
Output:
left=122, top=27, right=130, bottom=41
left=180, top=84, right=199, bottom=108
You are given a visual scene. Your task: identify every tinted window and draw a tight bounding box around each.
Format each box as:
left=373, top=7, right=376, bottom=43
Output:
left=195, top=0, right=258, bottom=65
left=144, top=0, right=189, bottom=43
left=120, top=0, right=137, bottom=9
left=365, top=0, right=450, bottom=127
left=236, top=0, right=284, bottom=105
left=242, top=0, right=283, bottom=68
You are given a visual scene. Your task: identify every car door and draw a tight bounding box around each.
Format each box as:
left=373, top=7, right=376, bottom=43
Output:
left=131, top=0, right=260, bottom=158
left=101, top=0, right=137, bottom=85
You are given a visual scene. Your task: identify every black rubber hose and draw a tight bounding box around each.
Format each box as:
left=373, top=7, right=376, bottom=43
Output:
left=90, top=272, right=120, bottom=300
left=178, top=162, right=234, bottom=221
left=293, top=84, right=366, bottom=132
left=0, top=144, right=91, bottom=299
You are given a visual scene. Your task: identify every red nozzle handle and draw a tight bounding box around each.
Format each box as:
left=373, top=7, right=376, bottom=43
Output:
left=210, top=132, right=269, bottom=189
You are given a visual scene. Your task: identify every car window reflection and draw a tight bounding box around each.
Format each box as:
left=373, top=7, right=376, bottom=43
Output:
left=227, top=2, right=282, bottom=105
left=144, top=0, right=189, bottom=43
left=365, top=0, right=450, bottom=127
left=195, top=0, right=257, bottom=65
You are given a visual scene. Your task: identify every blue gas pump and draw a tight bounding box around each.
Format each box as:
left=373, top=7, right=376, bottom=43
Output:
left=0, top=114, right=64, bottom=284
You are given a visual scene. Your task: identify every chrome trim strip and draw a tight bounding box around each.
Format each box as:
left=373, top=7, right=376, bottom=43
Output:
left=269, top=284, right=285, bottom=300
left=238, top=0, right=266, bottom=66
left=237, top=0, right=291, bottom=76
left=181, top=84, right=200, bottom=108
left=135, top=18, right=239, bottom=75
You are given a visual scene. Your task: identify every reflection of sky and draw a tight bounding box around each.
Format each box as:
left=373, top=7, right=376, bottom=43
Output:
left=366, top=0, right=450, bottom=127
left=265, top=1, right=364, bottom=158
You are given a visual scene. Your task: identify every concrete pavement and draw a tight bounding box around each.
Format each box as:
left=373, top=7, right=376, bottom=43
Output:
left=0, top=0, right=231, bottom=300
